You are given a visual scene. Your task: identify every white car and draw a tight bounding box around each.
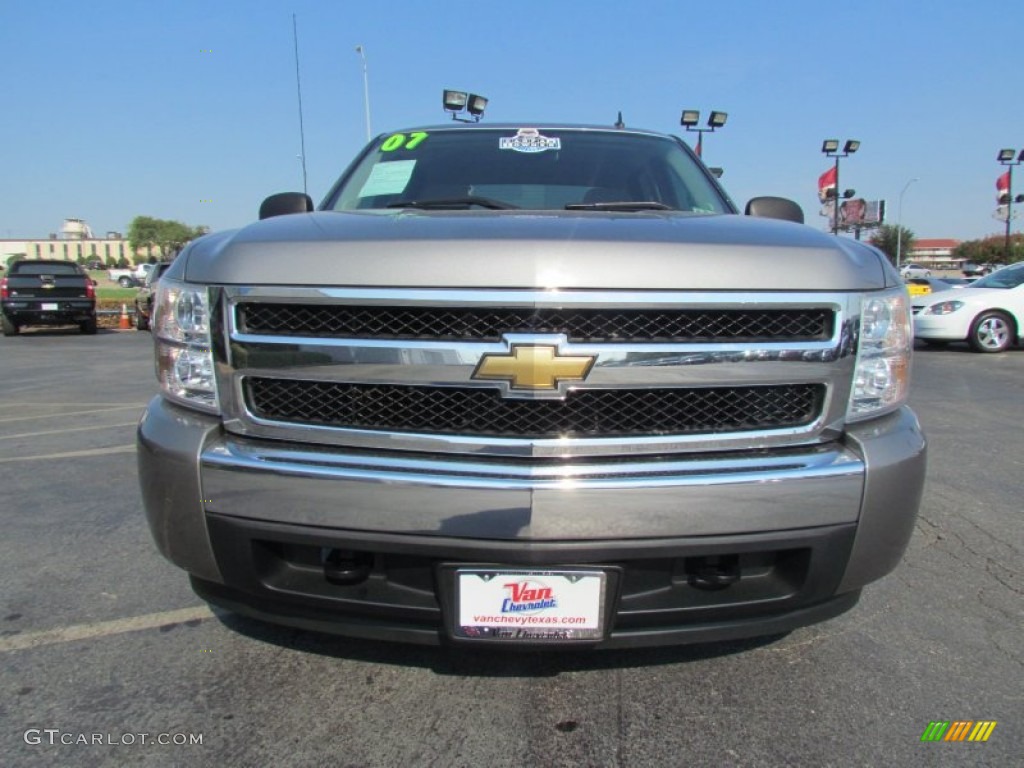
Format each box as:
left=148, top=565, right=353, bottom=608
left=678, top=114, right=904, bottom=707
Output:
left=913, top=262, right=1024, bottom=352
left=900, top=263, right=931, bottom=279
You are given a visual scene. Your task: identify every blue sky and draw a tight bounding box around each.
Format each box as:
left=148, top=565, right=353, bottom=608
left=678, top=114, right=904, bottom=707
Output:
left=1, top=0, right=1021, bottom=242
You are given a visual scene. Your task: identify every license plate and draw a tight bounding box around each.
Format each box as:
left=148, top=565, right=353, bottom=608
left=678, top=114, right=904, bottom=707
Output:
left=453, top=568, right=607, bottom=642
left=41, top=303, right=59, bottom=310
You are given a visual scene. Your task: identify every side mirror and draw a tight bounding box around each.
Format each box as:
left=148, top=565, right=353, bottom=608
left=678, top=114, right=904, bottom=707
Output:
left=259, top=192, right=314, bottom=220
left=745, top=196, right=804, bottom=224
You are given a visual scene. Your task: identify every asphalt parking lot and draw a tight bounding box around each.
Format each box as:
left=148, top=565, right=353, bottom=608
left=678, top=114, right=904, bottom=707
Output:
left=1, top=328, right=1021, bottom=767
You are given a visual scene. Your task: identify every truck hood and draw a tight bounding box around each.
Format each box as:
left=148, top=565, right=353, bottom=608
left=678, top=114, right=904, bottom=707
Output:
left=182, top=210, right=894, bottom=291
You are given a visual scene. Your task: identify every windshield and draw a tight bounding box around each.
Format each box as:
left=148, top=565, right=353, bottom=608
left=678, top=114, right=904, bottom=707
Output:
left=971, top=262, right=1024, bottom=289
left=323, top=127, right=732, bottom=214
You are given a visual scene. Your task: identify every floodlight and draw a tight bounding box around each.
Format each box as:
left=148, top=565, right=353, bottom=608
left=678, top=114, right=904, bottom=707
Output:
left=843, top=189, right=856, bottom=199
left=822, top=139, right=839, bottom=153
left=843, top=140, right=860, bottom=154
left=708, top=111, right=728, bottom=128
left=443, top=90, right=468, bottom=113
left=467, top=94, right=488, bottom=117
left=680, top=110, right=700, bottom=127
left=997, top=148, right=1015, bottom=162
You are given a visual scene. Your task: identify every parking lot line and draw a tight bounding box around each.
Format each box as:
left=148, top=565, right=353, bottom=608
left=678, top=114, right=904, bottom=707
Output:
left=0, top=606, right=215, bottom=653
left=0, top=402, right=149, bottom=408
left=0, top=406, right=145, bottom=424
left=0, top=422, right=140, bottom=441
left=0, top=445, right=136, bottom=463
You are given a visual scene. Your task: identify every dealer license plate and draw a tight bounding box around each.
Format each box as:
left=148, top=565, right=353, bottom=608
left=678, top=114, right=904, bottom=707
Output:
left=454, top=568, right=607, bottom=642
left=41, top=303, right=59, bottom=310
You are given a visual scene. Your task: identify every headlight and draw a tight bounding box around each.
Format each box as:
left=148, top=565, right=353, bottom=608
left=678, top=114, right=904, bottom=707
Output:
left=921, top=300, right=964, bottom=316
left=152, top=278, right=219, bottom=413
left=848, top=288, right=912, bottom=421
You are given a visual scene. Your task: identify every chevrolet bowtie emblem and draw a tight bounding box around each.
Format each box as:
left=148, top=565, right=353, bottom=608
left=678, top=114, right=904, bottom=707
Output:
left=473, top=345, right=596, bottom=390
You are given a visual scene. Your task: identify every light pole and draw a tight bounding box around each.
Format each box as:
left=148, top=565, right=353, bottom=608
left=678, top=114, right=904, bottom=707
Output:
left=895, top=177, right=919, bottom=271
left=821, top=139, right=860, bottom=235
left=680, top=110, right=727, bottom=159
left=997, top=149, right=1024, bottom=261
left=355, top=45, right=371, bottom=142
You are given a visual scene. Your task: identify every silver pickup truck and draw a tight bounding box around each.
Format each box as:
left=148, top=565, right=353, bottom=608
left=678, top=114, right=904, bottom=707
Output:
left=137, top=124, right=926, bottom=649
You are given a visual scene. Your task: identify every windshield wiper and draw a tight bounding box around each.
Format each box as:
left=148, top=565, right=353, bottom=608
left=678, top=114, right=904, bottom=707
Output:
left=565, top=201, right=675, bottom=211
left=386, top=196, right=518, bottom=210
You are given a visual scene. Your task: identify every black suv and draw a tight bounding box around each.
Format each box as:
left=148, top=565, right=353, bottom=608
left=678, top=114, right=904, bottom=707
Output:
left=1, top=260, right=97, bottom=336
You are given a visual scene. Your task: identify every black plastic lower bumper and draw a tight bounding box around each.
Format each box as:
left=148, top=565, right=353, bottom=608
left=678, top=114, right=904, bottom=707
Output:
left=197, top=513, right=862, bottom=649
left=3, top=305, right=95, bottom=327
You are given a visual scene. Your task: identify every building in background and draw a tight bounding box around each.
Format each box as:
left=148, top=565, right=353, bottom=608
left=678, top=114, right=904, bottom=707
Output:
left=0, top=219, right=166, bottom=267
left=907, top=238, right=960, bottom=270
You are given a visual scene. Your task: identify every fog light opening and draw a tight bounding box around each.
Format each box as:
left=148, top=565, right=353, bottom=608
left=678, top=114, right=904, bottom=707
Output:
left=322, top=548, right=374, bottom=585
left=686, top=555, right=741, bottom=591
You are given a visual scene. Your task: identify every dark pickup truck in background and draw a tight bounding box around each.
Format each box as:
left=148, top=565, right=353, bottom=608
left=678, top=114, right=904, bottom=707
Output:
left=1, top=259, right=97, bottom=336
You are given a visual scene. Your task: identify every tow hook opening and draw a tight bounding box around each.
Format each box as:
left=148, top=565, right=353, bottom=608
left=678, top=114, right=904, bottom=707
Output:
left=686, top=555, right=741, bottom=591
left=322, top=548, right=373, bottom=585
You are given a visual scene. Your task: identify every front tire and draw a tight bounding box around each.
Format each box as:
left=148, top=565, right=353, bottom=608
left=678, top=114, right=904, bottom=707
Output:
left=118, top=276, right=134, bottom=288
left=2, top=315, right=18, bottom=336
left=968, top=311, right=1014, bottom=353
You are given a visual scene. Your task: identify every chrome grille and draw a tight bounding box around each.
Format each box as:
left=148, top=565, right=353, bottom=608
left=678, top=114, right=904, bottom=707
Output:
left=245, top=378, right=825, bottom=438
left=237, top=304, right=833, bottom=343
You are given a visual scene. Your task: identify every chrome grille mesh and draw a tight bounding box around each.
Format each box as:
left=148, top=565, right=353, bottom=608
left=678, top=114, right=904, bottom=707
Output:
left=238, top=304, right=832, bottom=343
left=245, top=378, right=824, bottom=438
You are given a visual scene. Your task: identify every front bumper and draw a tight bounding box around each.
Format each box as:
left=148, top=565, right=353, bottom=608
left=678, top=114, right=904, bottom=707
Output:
left=913, top=312, right=971, bottom=340
left=138, top=398, right=926, bottom=647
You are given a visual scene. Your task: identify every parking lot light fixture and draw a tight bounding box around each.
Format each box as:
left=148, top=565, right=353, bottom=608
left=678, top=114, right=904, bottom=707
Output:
left=466, top=94, right=488, bottom=119
left=822, top=138, right=860, bottom=235
left=444, top=90, right=487, bottom=122
left=443, top=90, right=468, bottom=115
left=681, top=108, right=728, bottom=159
left=997, top=148, right=1023, bottom=260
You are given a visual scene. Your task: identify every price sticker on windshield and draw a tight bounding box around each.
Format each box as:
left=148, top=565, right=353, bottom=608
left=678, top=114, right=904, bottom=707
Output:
left=499, top=128, right=561, bottom=153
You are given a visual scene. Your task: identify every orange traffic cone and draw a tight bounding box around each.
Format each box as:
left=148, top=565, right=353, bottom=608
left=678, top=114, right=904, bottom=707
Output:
left=119, top=303, right=131, bottom=330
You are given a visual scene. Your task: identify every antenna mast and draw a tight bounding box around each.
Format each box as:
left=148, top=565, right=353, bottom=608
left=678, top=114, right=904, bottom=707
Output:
left=293, top=14, right=309, bottom=195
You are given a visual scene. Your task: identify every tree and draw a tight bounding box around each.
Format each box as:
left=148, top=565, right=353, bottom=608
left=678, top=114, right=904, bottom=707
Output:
left=154, top=220, right=207, bottom=258
left=953, top=234, right=1024, bottom=266
left=869, top=224, right=915, bottom=266
left=127, top=216, right=161, bottom=259
left=128, top=216, right=208, bottom=261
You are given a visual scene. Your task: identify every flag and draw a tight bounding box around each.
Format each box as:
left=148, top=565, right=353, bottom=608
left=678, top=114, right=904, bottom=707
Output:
left=818, top=166, right=837, bottom=203
left=996, top=171, right=1010, bottom=202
